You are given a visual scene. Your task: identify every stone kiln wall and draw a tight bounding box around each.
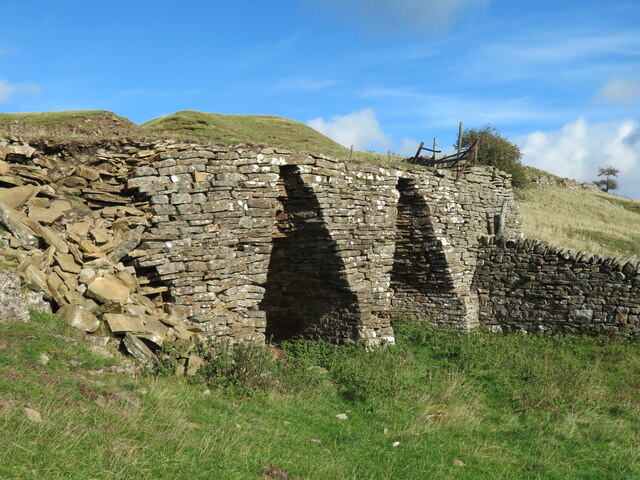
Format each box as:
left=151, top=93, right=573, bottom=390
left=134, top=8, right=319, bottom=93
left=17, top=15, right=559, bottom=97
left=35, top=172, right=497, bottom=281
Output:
left=0, top=135, right=538, bottom=350
left=260, top=165, right=361, bottom=342
left=474, top=236, right=640, bottom=335
left=127, top=144, right=520, bottom=345
left=6, top=133, right=638, bottom=367
left=388, top=169, right=519, bottom=331
left=128, top=146, right=403, bottom=345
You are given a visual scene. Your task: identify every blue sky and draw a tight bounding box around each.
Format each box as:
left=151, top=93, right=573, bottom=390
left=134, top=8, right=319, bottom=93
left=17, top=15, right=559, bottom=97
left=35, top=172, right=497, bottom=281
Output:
left=2, top=0, right=640, bottom=196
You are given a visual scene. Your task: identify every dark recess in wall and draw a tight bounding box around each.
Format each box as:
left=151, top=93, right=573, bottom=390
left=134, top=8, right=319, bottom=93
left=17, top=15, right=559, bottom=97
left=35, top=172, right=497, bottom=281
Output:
left=390, top=178, right=463, bottom=327
left=261, top=166, right=359, bottom=342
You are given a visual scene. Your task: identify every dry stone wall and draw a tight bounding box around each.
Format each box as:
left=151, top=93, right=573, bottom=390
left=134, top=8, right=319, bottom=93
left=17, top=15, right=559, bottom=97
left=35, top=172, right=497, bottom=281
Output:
left=127, top=143, right=520, bottom=345
left=388, top=169, right=519, bottom=331
left=474, top=236, right=640, bottom=335
left=18, top=135, right=634, bottom=358
left=128, top=146, right=403, bottom=345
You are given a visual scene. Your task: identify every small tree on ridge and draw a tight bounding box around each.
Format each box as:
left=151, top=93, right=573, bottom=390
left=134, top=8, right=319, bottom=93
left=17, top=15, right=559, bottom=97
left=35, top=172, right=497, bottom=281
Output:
left=595, top=165, right=620, bottom=193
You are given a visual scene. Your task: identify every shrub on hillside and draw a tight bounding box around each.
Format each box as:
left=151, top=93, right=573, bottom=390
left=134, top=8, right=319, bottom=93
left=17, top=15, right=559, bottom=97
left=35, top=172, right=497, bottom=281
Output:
left=458, top=124, right=528, bottom=188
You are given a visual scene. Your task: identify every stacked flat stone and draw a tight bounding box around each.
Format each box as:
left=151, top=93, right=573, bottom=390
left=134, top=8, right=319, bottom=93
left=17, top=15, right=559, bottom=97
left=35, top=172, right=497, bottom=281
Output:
left=128, top=145, right=522, bottom=346
left=6, top=135, right=628, bottom=355
left=474, top=236, right=640, bottom=335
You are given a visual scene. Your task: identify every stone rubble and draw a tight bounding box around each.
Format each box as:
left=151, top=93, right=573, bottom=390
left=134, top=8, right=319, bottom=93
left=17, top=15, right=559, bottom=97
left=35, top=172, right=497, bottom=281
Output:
left=0, top=136, right=200, bottom=373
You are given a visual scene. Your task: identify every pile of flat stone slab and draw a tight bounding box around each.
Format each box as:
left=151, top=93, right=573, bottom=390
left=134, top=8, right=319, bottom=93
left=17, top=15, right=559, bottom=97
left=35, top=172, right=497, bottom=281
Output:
left=0, top=137, right=203, bottom=372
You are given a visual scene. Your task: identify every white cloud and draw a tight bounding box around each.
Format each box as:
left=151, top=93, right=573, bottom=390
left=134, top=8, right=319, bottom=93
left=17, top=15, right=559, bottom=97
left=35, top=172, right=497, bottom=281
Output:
left=321, top=0, right=487, bottom=33
left=597, top=77, right=640, bottom=105
left=0, top=79, right=40, bottom=103
left=398, top=136, right=421, bottom=157
left=488, top=31, right=640, bottom=66
left=518, top=117, right=640, bottom=198
left=308, top=109, right=391, bottom=151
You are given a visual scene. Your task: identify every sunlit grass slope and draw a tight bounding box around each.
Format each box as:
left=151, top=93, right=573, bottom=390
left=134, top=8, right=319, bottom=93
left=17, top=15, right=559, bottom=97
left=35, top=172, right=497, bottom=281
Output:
left=0, top=110, right=107, bottom=124
left=516, top=186, right=640, bottom=258
left=142, top=110, right=395, bottom=162
left=0, top=110, right=145, bottom=138
left=2, top=313, right=640, bottom=479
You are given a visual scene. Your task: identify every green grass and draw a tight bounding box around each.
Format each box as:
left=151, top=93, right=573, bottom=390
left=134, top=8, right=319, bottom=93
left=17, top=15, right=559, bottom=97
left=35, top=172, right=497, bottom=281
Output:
left=516, top=186, right=640, bottom=258
left=0, top=110, right=109, bottom=126
left=1, top=314, right=639, bottom=479
left=142, top=110, right=400, bottom=163
left=0, top=110, right=146, bottom=139
left=1, top=109, right=403, bottom=163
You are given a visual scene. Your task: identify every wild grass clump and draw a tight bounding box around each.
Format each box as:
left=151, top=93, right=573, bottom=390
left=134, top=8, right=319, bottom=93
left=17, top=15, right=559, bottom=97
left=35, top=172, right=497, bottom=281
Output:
left=197, top=341, right=278, bottom=394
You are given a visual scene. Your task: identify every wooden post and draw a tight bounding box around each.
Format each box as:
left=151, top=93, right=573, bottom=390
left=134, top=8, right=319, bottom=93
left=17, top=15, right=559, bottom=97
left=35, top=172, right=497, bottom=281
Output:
left=497, top=200, right=508, bottom=237
left=474, top=137, right=478, bottom=165
left=432, top=138, right=437, bottom=161
left=457, top=121, right=463, bottom=155
left=349, top=145, right=353, bottom=160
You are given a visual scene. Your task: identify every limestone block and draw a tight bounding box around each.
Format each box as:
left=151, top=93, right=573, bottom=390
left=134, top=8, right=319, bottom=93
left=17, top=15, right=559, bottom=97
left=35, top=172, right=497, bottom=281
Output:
left=23, top=265, right=50, bottom=296
left=186, top=354, right=204, bottom=376
left=55, top=252, right=81, bottom=274
left=122, top=333, right=157, bottom=366
left=171, top=192, right=192, bottom=204
left=57, top=304, right=100, bottom=332
left=109, top=227, right=143, bottom=263
left=0, top=201, right=39, bottom=249
left=3, top=144, right=36, bottom=158
left=87, top=275, right=131, bottom=305
left=0, top=185, right=39, bottom=209
left=104, top=313, right=145, bottom=333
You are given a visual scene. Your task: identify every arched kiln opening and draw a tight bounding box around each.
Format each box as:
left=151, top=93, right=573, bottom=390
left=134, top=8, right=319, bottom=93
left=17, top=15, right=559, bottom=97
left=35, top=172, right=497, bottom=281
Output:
left=260, top=165, right=359, bottom=342
left=390, top=178, right=459, bottom=327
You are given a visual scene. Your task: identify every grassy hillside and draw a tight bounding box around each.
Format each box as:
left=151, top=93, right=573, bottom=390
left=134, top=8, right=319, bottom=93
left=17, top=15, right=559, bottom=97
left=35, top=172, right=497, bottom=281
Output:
left=0, top=109, right=398, bottom=163
left=1, top=312, right=639, bottom=479
left=141, top=110, right=394, bottom=162
left=516, top=187, right=640, bottom=258
left=0, top=110, right=146, bottom=138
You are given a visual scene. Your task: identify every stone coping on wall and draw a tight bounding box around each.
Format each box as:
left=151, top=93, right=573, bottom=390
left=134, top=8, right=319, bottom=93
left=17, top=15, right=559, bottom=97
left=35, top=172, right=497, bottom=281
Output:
left=479, top=234, right=640, bottom=275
